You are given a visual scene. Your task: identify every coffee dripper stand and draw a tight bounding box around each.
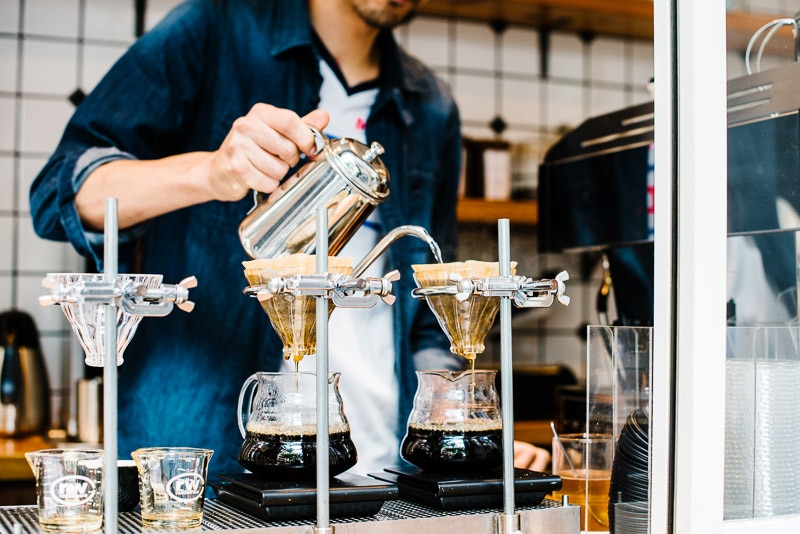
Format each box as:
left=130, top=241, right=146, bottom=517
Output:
left=236, top=208, right=405, bottom=532
left=37, top=198, right=197, bottom=534
left=404, top=219, right=570, bottom=534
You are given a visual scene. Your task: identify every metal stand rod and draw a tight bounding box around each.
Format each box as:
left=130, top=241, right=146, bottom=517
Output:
left=103, top=198, right=119, bottom=534
left=315, top=208, right=332, bottom=534
left=497, top=219, right=521, bottom=534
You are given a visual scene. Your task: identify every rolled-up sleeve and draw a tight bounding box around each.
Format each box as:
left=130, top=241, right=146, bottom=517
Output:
left=28, top=0, right=210, bottom=269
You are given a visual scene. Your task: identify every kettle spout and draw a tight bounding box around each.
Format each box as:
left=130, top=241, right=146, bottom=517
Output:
left=353, top=225, right=443, bottom=278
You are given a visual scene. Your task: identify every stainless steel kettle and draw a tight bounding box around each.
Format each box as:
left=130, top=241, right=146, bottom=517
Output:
left=239, top=128, right=390, bottom=260
left=0, top=310, right=51, bottom=437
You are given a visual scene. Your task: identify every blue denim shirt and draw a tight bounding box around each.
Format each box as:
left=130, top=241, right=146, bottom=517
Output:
left=29, top=0, right=462, bottom=478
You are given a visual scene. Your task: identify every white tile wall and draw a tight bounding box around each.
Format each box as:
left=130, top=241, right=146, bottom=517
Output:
left=23, top=0, right=80, bottom=39
left=548, top=32, right=584, bottom=81
left=21, top=40, right=78, bottom=95
left=0, top=38, right=18, bottom=93
left=0, top=1, right=20, bottom=34
left=0, top=216, right=12, bottom=271
left=0, top=96, right=15, bottom=151
left=501, top=79, right=540, bottom=128
left=20, top=98, right=74, bottom=153
left=590, top=38, right=626, bottom=84
left=0, top=275, right=11, bottom=309
left=0, top=156, right=13, bottom=211
left=453, top=72, right=496, bottom=123
left=406, top=18, right=450, bottom=69
left=502, top=28, right=540, bottom=75
left=4, top=0, right=788, bottom=424
left=84, top=0, right=136, bottom=42
left=454, top=21, right=494, bottom=71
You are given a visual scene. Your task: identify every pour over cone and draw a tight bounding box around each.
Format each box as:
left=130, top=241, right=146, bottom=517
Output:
left=243, top=254, right=353, bottom=364
left=48, top=273, right=163, bottom=366
left=412, top=261, right=516, bottom=362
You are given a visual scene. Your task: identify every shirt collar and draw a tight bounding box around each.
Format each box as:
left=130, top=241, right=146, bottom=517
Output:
left=269, top=0, right=428, bottom=95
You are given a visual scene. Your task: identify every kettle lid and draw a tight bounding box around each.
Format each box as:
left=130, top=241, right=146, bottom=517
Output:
left=324, top=136, right=390, bottom=202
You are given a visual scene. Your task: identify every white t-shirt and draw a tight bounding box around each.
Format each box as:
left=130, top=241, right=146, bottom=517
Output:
left=280, top=57, right=399, bottom=476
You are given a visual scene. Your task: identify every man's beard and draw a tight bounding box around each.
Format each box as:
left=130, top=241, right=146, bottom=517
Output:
left=350, top=0, right=418, bottom=30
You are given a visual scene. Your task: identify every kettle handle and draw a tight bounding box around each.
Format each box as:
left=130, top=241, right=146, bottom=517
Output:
left=237, top=373, right=260, bottom=439
left=250, top=126, right=328, bottom=208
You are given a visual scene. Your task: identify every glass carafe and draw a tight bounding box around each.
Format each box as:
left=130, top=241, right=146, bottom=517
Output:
left=401, top=369, right=503, bottom=473
left=237, top=372, right=357, bottom=478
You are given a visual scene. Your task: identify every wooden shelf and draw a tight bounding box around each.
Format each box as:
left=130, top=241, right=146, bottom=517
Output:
left=417, top=0, right=795, bottom=57
left=456, top=197, right=538, bottom=225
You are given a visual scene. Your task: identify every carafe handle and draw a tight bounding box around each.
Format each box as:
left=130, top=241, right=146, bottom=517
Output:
left=237, top=373, right=260, bottom=439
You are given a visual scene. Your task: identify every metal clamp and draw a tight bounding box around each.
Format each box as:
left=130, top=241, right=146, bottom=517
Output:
left=411, top=270, right=570, bottom=308
left=243, top=271, right=398, bottom=308
left=39, top=276, right=197, bottom=316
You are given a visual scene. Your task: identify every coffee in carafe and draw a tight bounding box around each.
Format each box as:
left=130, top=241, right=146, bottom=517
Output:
left=238, top=422, right=357, bottom=479
left=400, top=369, right=503, bottom=474
left=237, top=372, right=357, bottom=478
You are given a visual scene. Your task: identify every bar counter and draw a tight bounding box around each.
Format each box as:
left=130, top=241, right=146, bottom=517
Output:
left=1, top=497, right=577, bottom=533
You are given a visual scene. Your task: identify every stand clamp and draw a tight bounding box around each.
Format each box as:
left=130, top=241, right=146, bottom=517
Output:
left=39, top=275, right=197, bottom=316
left=243, top=270, right=399, bottom=308
left=411, top=270, right=570, bottom=308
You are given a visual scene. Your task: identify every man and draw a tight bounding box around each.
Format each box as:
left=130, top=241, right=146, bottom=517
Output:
left=31, top=0, right=463, bottom=480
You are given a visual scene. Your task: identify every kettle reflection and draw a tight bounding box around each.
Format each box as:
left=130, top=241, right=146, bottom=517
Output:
left=237, top=372, right=357, bottom=478
left=401, top=369, right=503, bottom=473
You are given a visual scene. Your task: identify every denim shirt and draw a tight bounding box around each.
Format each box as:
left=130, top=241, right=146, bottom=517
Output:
left=29, top=0, right=462, bottom=476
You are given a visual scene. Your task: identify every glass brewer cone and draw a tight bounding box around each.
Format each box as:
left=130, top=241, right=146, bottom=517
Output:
left=48, top=273, right=164, bottom=367
left=243, top=254, right=353, bottom=369
left=412, top=261, right=516, bottom=368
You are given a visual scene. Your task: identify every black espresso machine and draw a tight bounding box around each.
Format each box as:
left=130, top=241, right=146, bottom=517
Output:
left=538, top=60, right=800, bottom=327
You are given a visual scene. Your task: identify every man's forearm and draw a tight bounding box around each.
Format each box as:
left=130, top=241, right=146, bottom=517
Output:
left=75, top=151, right=216, bottom=231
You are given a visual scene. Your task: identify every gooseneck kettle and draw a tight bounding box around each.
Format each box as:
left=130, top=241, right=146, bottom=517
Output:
left=239, top=127, right=390, bottom=260
left=0, top=310, right=51, bottom=437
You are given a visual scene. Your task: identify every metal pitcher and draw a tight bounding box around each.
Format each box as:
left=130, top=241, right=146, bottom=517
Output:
left=239, top=128, right=390, bottom=260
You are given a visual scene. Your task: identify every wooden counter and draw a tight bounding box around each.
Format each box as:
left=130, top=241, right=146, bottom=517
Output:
left=0, top=435, right=49, bottom=505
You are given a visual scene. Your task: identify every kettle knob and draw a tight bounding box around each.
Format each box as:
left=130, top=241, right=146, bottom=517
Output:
left=363, top=142, right=384, bottom=163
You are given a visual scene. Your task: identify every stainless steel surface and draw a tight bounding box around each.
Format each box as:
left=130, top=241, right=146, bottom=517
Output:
left=238, top=129, right=389, bottom=260
left=727, top=61, right=800, bottom=127
left=0, top=310, right=50, bottom=437
left=352, top=225, right=443, bottom=278
left=316, top=209, right=331, bottom=530
left=76, top=377, right=102, bottom=444
left=498, top=219, right=515, bottom=518
left=0, top=498, right=579, bottom=533
left=497, top=512, right=521, bottom=534
left=104, top=197, right=119, bottom=534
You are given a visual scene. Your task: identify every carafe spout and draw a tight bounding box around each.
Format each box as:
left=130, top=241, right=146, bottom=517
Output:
left=353, top=225, right=443, bottom=278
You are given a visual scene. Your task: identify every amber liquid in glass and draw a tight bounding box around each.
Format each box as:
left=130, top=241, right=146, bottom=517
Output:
left=551, top=469, right=611, bottom=531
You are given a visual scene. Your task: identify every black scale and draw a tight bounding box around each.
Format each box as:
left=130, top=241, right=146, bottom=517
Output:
left=210, top=472, right=398, bottom=521
left=211, top=466, right=561, bottom=520
left=370, top=465, right=562, bottom=511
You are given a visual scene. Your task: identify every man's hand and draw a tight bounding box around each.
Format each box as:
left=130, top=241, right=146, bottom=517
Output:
left=205, top=105, right=330, bottom=201
left=513, top=440, right=551, bottom=472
